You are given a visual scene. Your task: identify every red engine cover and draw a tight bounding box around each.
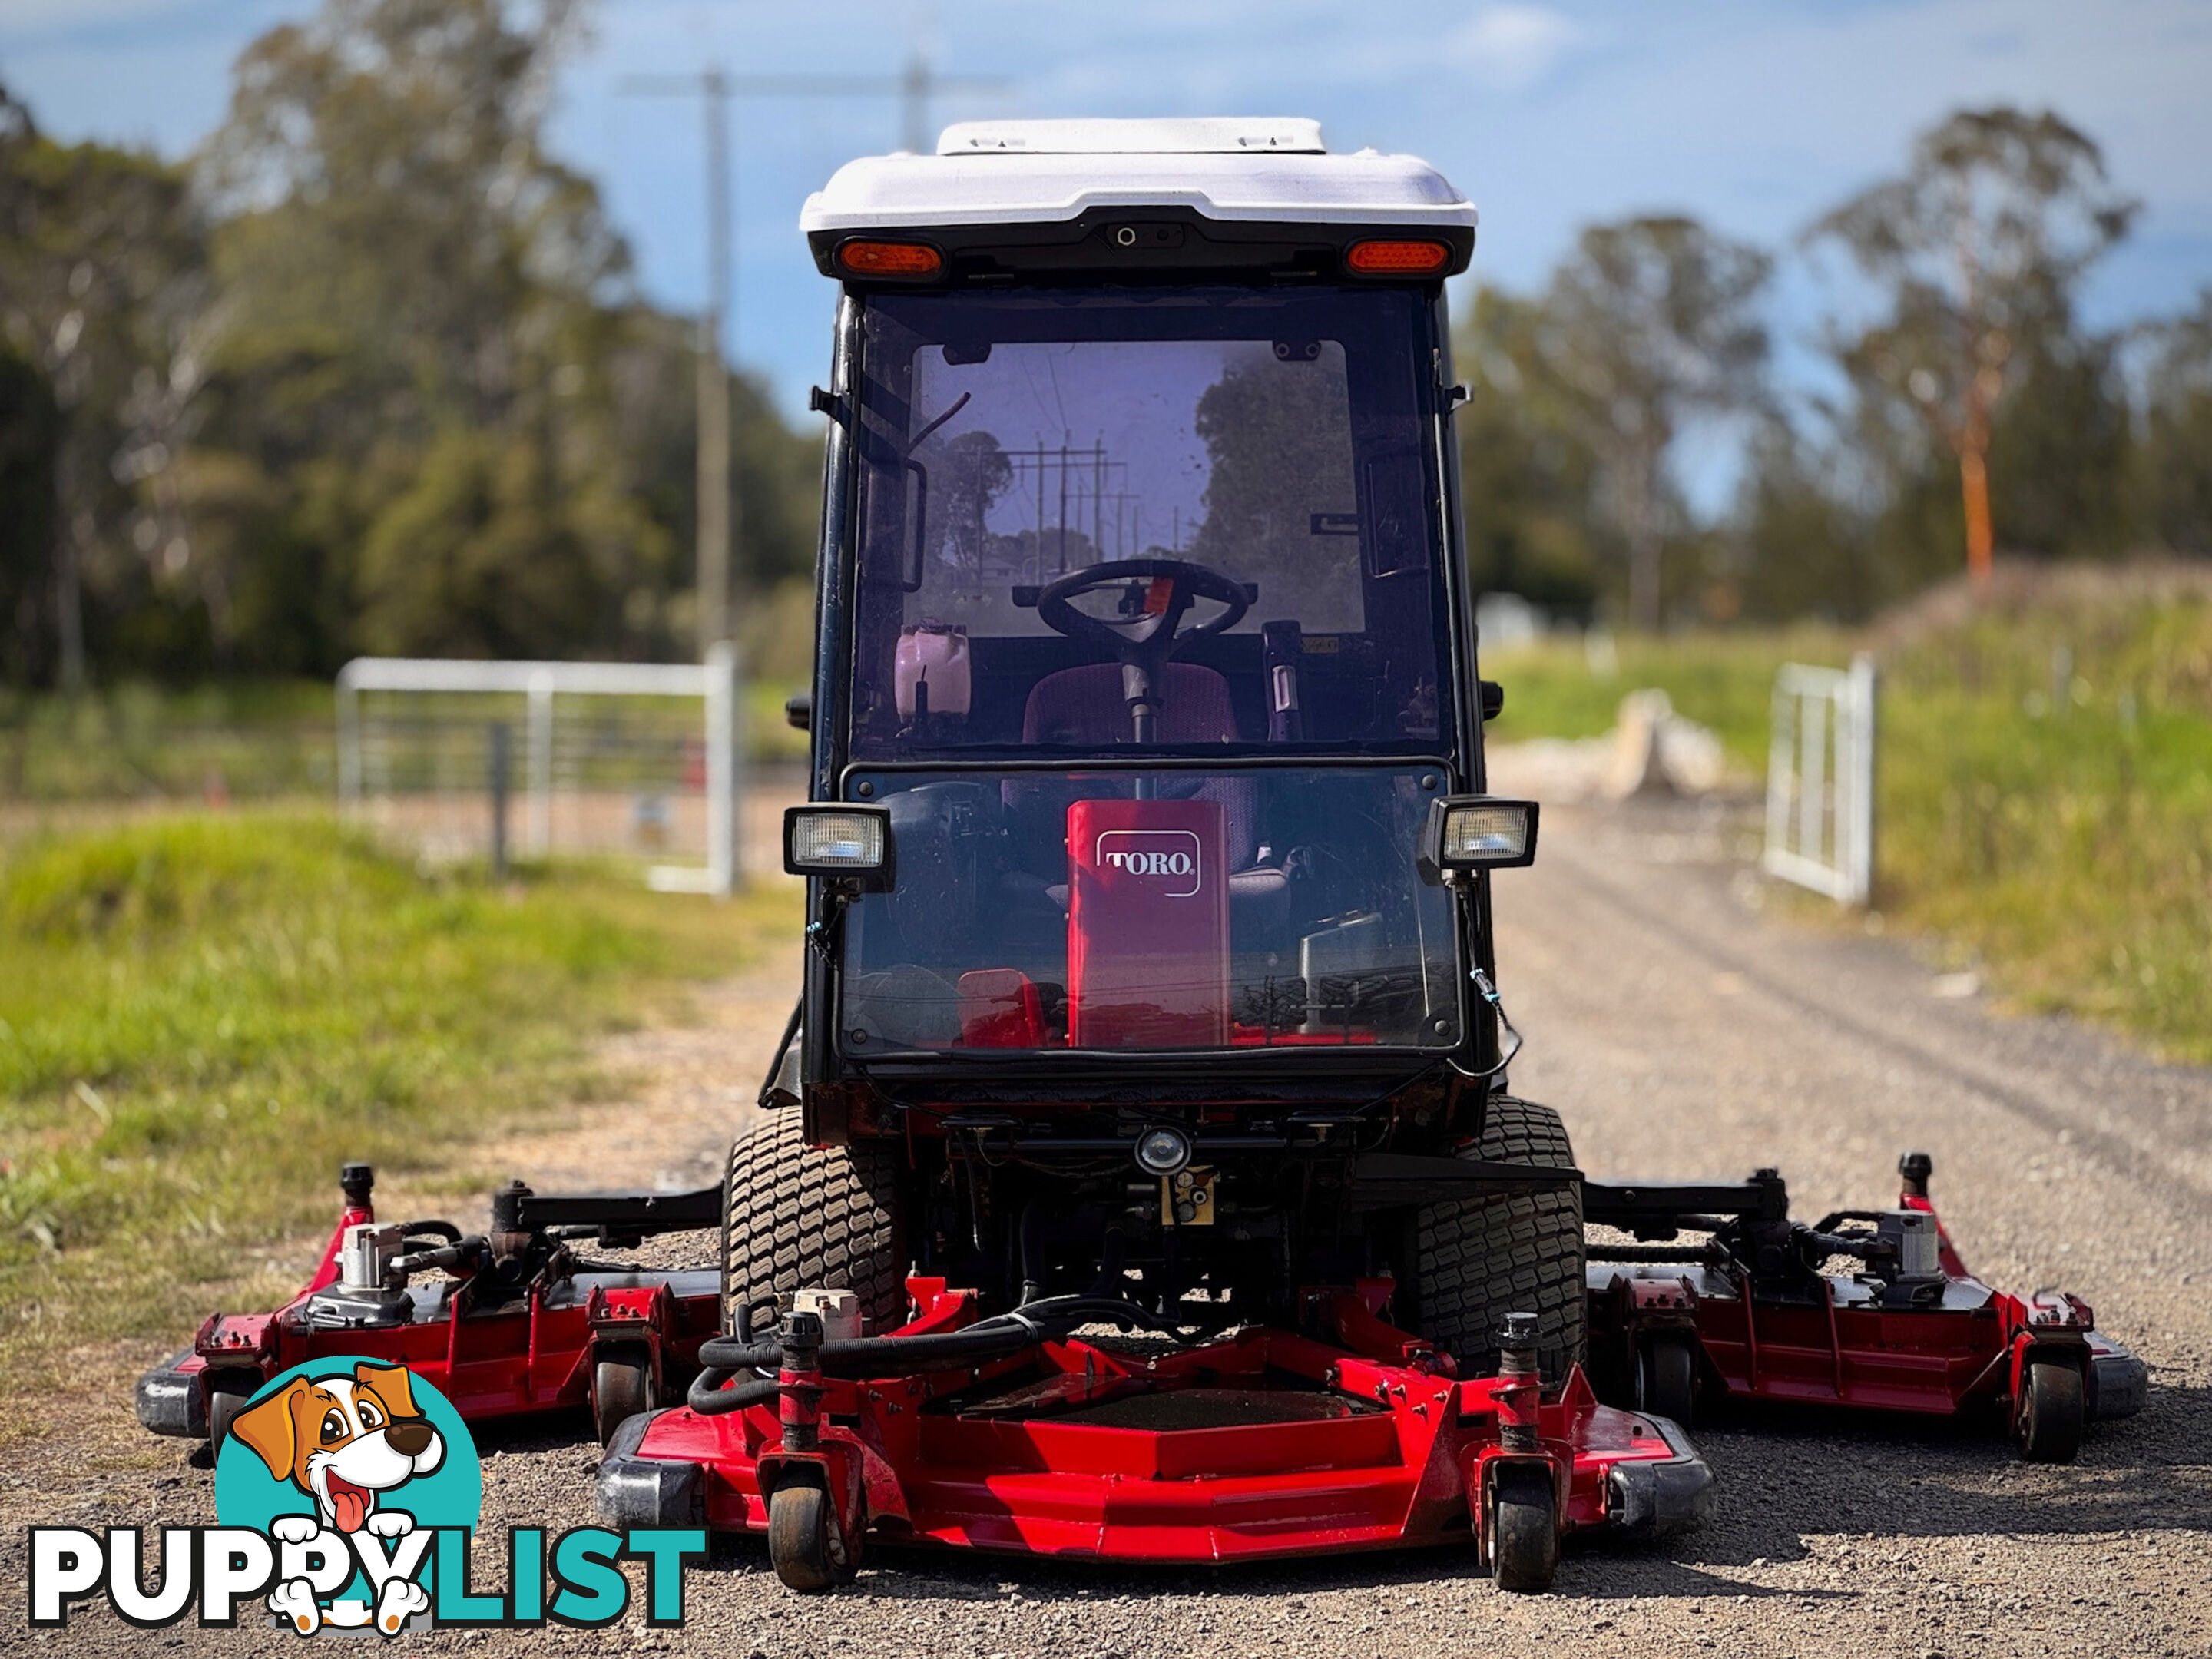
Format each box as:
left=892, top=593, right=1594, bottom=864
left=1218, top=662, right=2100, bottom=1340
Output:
left=1066, top=796, right=1230, bottom=1048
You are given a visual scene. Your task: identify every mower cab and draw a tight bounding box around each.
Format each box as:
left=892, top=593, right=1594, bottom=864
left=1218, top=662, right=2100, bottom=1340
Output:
left=781, top=114, right=1536, bottom=1245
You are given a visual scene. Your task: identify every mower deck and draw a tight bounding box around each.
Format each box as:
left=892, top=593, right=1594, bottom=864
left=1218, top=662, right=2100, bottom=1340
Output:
left=136, top=1164, right=723, bottom=1449
left=598, top=1281, right=1710, bottom=1584
left=1581, top=1154, right=2149, bottom=1455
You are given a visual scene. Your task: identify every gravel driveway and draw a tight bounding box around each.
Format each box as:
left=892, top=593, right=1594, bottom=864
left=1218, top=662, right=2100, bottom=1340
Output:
left=13, top=782, right=2209, bottom=1657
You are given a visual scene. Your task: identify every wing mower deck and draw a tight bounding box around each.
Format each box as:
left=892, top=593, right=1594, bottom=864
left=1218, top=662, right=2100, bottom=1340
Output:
left=1582, top=1153, right=2147, bottom=1460
left=135, top=1164, right=724, bottom=1452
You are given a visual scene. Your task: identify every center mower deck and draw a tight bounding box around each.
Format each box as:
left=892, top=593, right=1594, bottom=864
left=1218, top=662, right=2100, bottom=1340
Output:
left=598, top=1280, right=1709, bottom=1591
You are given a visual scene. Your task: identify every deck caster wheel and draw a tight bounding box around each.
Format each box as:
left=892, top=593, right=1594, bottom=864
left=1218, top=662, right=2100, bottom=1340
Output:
left=1636, top=1336, right=1696, bottom=1429
left=207, top=1379, right=255, bottom=1453
left=767, top=1479, right=856, bottom=1592
left=592, top=1349, right=652, bottom=1446
left=1488, top=1462, right=1560, bottom=1594
left=2014, top=1359, right=2085, bottom=1463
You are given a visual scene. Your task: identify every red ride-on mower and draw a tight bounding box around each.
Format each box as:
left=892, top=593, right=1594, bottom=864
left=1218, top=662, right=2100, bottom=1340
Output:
left=594, top=117, right=1712, bottom=1593
left=1581, top=1152, right=2147, bottom=1460
left=136, top=1164, right=724, bottom=1451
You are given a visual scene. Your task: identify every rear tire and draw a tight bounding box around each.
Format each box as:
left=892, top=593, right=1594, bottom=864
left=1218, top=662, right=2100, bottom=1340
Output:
left=207, top=1380, right=254, bottom=1453
left=592, top=1349, right=651, bottom=1446
left=721, top=1111, right=905, bottom=1336
left=1637, top=1336, right=1697, bottom=1428
left=2014, top=1359, right=2085, bottom=1463
left=1407, top=1097, right=1585, bottom=1382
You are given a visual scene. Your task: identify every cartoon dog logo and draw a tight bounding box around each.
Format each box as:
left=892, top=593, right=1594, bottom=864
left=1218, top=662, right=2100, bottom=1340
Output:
left=229, top=1362, right=448, bottom=1635
left=230, top=1360, right=446, bottom=1538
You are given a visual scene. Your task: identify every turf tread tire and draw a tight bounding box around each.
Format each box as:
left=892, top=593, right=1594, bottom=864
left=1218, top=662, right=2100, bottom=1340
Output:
left=1408, top=1096, right=1585, bottom=1382
left=721, top=1112, right=904, bottom=1336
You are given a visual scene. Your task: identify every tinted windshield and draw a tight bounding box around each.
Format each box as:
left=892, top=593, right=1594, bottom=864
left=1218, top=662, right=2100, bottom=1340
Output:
left=841, top=765, right=1460, bottom=1055
left=849, top=288, right=1448, bottom=758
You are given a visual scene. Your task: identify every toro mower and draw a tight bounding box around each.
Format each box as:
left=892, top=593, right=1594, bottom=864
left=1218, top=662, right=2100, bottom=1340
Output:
left=581, top=116, right=2143, bottom=1591
left=147, top=118, right=2145, bottom=1595
left=594, top=115, right=1708, bottom=1591
left=137, top=1164, right=724, bottom=1450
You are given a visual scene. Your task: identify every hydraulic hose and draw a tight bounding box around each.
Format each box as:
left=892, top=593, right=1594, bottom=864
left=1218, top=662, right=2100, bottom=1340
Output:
left=686, top=1375, right=782, bottom=1414
left=386, top=1236, right=488, bottom=1283
left=685, top=1294, right=1184, bottom=1416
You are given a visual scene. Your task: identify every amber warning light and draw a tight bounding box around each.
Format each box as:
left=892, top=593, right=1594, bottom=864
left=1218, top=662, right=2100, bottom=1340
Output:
left=1344, top=239, right=1450, bottom=276
left=836, top=240, right=945, bottom=279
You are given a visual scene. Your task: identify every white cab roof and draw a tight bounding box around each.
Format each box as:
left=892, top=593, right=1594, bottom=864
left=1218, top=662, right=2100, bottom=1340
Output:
left=800, top=118, right=1475, bottom=236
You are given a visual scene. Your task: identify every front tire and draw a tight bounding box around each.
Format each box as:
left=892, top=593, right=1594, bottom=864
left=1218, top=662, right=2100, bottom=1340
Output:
left=767, top=1478, right=856, bottom=1591
left=2014, top=1358, right=2085, bottom=1463
left=720, top=1111, right=905, bottom=1336
left=1488, top=1461, right=1561, bottom=1592
left=1406, top=1097, right=1586, bottom=1381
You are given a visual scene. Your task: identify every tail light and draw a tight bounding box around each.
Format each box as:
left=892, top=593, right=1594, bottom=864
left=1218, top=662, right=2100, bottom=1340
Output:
left=835, top=240, right=945, bottom=280
left=1345, top=239, right=1450, bottom=276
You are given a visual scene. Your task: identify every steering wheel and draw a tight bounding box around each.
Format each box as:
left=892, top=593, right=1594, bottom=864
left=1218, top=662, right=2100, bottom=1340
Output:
left=1034, top=558, right=1252, bottom=743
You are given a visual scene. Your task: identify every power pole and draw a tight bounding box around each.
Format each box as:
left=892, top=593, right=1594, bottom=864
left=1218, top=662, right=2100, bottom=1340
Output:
left=701, top=68, right=733, bottom=657
left=621, top=69, right=736, bottom=658
left=621, top=53, right=1008, bottom=657
left=896, top=47, right=1005, bottom=154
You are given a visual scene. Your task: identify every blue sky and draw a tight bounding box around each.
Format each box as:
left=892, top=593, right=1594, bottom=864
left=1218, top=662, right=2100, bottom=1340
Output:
left=5, top=0, right=2210, bottom=447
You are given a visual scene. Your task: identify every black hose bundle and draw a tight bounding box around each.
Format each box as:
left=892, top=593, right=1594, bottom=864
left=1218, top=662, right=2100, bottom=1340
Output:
left=685, top=1295, right=1184, bottom=1416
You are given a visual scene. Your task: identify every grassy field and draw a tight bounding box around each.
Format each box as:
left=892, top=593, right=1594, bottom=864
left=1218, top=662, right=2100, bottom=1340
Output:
left=0, top=681, right=336, bottom=802
left=1483, top=566, right=2212, bottom=1065
left=0, top=810, right=795, bottom=1402
left=1485, top=626, right=1843, bottom=769
left=0, top=674, right=809, bottom=806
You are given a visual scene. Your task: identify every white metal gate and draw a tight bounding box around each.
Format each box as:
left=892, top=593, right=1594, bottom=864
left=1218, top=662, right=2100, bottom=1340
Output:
left=1764, top=654, right=1876, bottom=907
left=336, top=645, right=742, bottom=896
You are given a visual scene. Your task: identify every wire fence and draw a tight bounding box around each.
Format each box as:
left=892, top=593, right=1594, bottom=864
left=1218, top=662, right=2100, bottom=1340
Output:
left=336, top=648, right=743, bottom=894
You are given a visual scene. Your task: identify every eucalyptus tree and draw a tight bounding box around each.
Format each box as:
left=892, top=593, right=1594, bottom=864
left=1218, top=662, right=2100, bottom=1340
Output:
left=1806, top=108, right=2136, bottom=591
left=1534, top=217, right=1771, bottom=631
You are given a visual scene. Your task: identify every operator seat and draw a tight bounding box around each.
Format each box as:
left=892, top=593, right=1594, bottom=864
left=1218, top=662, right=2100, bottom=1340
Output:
left=1012, top=663, right=1290, bottom=916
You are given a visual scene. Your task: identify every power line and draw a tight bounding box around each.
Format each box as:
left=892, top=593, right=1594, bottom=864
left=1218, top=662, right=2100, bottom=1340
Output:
left=618, top=51, right=1008, bottom=654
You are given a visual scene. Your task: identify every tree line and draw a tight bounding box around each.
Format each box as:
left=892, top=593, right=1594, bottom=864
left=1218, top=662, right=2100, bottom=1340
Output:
left=5, top=0, right=2210, bottom=694
left=1459, top=106, right=2212, bottom=630
left=0, top=0, right=820, bottom=693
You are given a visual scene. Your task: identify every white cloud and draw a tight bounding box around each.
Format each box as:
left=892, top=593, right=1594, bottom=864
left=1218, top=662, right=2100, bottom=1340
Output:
left=1448, top=3, right=1588, bottom=92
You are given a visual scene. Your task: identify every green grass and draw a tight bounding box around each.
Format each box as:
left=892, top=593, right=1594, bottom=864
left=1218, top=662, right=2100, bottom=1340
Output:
left=0, top=680, right=336, bottom=801
left=1874, top=576, right=2212, bottom=1060
left=747, top=677, right=810, bottom=765
left=1485, top=628, right=1849, bottom=770
left=1482, top=573, right=2212, bottom=1064
left=0, top=674, right=810, bottom=805
left=0, top=810, right=794, bottom=1386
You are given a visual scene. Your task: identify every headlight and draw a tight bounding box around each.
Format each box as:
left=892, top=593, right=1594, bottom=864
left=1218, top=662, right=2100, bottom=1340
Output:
left=1420, top=796, right=1538, bottom=879
left=1134, top=1127, right=1193, bottom=1177
left=783, top=806, right=894, bottom=889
